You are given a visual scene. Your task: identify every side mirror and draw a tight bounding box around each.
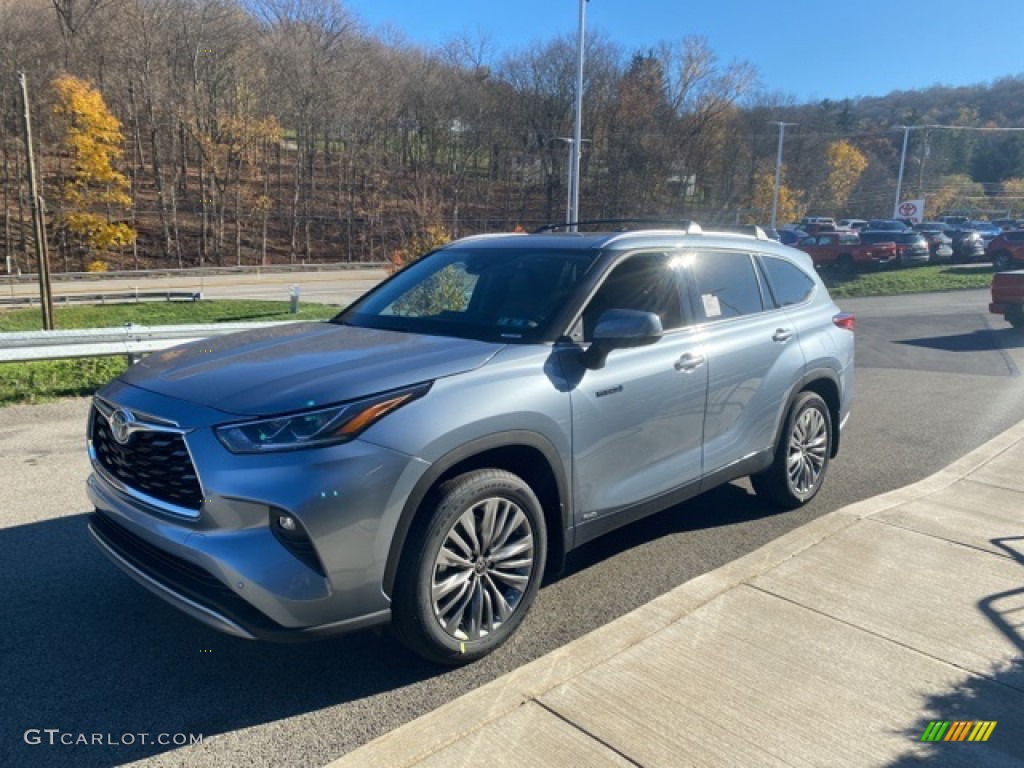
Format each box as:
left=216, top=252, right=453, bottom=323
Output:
left=581, top=309, right=663, bottom=370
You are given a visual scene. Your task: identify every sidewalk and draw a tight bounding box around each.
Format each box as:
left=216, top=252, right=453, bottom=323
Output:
left=328, top=419, right=1024, bottom=768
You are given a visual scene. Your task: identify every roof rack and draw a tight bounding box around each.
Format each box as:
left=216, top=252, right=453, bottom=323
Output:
left=533, top=218, right=702, bottom=235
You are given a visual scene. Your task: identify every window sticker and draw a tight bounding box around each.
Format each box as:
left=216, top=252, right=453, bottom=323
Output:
left=701, top=293, right=722, bottom=318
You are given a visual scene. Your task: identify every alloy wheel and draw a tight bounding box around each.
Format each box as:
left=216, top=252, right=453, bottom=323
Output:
left=786, top=407, right=828, bottom=494
left=430, top=497, right=535, bottom=641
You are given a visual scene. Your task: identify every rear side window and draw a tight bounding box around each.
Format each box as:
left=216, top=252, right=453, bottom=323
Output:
left=689, top=251, right=764, bottom=321
left=760, top=256, right=815, bottom=307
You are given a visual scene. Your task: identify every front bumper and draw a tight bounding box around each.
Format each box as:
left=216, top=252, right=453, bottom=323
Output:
left=86, top=386, right=431, bottom=641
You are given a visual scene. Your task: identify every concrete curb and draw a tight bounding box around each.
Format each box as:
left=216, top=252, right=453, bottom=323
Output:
left=325, top=415, right=1024, bottom=768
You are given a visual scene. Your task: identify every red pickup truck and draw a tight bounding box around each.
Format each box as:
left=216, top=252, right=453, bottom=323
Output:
left=797, top=232, right=898, bottom=271
left=989, top=270, right=1024, bottom=328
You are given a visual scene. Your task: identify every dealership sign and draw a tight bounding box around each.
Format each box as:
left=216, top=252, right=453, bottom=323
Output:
left=895, top=198, right=925, bottom=223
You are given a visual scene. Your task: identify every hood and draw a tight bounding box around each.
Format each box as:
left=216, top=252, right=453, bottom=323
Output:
left=121, top=322, right=502, bottom=415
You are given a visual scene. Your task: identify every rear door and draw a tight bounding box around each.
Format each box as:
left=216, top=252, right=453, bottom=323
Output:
left=682, top=249, right=807, bottom=479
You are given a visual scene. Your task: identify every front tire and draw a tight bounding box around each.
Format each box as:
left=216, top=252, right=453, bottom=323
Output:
left=392, top=469, right=547, bottom=665
left=752, top=392, right=832, bottom=509
left=992, top=251, right=1012, bottom=271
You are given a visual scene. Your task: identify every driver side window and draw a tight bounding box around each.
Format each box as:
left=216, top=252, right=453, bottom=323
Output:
left=580, top=252, right=685, bottom=341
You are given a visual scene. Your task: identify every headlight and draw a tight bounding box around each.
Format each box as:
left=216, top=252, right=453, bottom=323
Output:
left=215, top=383, right=430, bottom=453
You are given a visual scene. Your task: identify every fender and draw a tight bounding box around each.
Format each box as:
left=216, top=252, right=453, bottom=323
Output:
left=381, top=430, right=572, bottom=597
left=780, top=367, right=843, bottom=458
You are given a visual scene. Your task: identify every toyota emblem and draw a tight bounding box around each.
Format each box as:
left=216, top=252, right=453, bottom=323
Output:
left=110, top=409, right=135, bottom=445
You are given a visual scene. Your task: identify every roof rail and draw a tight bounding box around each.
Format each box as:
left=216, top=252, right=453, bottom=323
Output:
left=702, top=224, right=770, bottom=240
left=451, top=232, right=528, bottom=244
left=533, top=218, right=702, bottom=234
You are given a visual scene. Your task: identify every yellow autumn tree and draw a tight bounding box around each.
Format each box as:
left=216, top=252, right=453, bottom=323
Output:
left=926, top=174, right=986, bottom=218
left=751, top=168, right=802, bottom=225
left=52, top=75, right=135, bottom=264
left=997, top=178, right=1024, bottom=215
left=387, top=225, right=452, bottom=274
left=824, top=140, right=868, bottom=212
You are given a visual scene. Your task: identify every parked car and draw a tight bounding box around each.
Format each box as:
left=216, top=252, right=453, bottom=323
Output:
left=940, top=215, right=971, bottom=227
left=990, top=219, right=1021, bottom=231
left=968, top=221, right=1001, bottom=245
left=797, top=232, right=898, bottom=271
left=911, top=225, right=954, bottom=262
left=836, top=219, right=868, bottom=231
left=799, top=216, right=836, bottom=229
left=920, top=221, right=987, bottom=262
left=986, top=230, right=1024, bottom=270
left=858, top=230, right=930, bottom=266
left=85, top=224, right=855, bottom=664
left=949, top=228, right=987, bottom=263
left=777, top=227, right=808, bottom=246
left=866, top=219, right=912, bottom=232
left=989, top=269, right=1024, bottom=328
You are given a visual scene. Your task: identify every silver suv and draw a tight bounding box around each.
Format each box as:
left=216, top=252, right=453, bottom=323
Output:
left=87, top=225, right=854, bottom=664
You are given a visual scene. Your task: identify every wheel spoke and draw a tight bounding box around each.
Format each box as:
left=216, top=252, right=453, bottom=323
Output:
left=446, top=523, right=475, bottom=560
left=438, top=577, right=473, bottom=628
left=490, top=535, right=533, bottom=564
left=483, top=574, right=513, bottom=622
left=436, top=545, right=473, bottom=570
left=489, top=507, right=522, bottom=552
left=488, top=569, right=529, bottom=588
left=478, top=498, right=500, bottom=551
left=433, top=568, right=472, bottom=605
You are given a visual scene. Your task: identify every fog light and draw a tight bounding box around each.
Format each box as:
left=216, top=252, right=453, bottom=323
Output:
left=278, top=514, right=298, bottom=532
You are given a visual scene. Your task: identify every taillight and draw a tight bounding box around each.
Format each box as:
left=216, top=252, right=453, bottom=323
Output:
left=833, top=312, right=855, bottom=331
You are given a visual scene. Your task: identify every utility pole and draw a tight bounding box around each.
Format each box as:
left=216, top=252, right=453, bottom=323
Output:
left=553, top=137, right=575, bottom=225
left=769, top=121, right=796, bottom=229
left=570, top=0, right=588, bottom=230
left=17, top=72, right=54, bottom=330
left=894, top=125, right=911, bottom=217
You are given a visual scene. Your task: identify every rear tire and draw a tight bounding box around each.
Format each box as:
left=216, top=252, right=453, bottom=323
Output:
left=836, top=254, right=855, bottom=273
left=751, top=392, right=832, bottom=509
left=392, top=469, right=547, bottom=665
left=992, top=251, right=1012, bottom=271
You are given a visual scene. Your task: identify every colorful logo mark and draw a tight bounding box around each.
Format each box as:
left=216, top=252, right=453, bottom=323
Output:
left=921, top=721, right=997, bottom=742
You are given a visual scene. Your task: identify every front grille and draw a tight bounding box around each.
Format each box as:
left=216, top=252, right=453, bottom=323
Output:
left=90, top=405, right=202, bottom=512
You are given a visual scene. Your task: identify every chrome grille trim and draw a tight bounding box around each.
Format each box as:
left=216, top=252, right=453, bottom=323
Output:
left=89, top=397, right=206, bottom=520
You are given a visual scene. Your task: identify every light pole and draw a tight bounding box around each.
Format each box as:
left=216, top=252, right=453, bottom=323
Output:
left=769, top=121, right=796, bottom=229
left=553, top=137, right=575, bottom=225
left=894, top=125, right=912, bottom=216
left=570, top=0, right=588, bottom=230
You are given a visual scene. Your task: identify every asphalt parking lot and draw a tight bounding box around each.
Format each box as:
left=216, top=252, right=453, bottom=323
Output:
left=2, top=288, right=1023, bottom=768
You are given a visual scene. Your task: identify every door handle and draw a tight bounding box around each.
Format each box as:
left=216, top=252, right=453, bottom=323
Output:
left=772, top=328, right=794, bottom=343
left=674, top=353, right=706, bottom=372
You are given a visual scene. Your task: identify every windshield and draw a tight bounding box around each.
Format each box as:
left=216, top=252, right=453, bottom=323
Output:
left=336, top=246, right=595, bottom=342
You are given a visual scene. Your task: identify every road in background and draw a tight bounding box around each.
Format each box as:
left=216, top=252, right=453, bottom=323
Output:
left=2, top=290, right=1023, bottom=768
left=1, top=266, right=389, bottom=309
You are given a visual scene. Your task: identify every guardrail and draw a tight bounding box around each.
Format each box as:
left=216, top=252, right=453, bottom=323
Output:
left=0, top=290, right=202, bottom=307
left=1, top=261, right=388, bottom=286
left=0, top=321, right=303, bottom=363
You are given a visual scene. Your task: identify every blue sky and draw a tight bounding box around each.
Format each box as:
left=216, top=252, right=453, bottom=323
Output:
left=346, top=0, right=1024, bottom=103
